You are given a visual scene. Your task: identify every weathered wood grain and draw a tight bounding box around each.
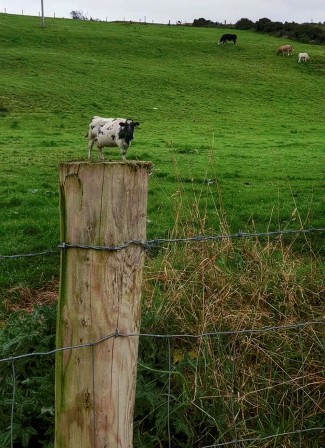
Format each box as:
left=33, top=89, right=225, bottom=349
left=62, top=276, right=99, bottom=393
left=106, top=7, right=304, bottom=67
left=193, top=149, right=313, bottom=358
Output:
left=56, top=161, right=152, bottom=448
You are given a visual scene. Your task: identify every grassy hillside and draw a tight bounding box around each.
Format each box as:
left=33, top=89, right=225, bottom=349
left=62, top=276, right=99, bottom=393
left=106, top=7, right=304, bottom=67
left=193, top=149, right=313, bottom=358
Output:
left=0, top=15, right=324, bottom=448
left=0, top=14, right=324, bottom=287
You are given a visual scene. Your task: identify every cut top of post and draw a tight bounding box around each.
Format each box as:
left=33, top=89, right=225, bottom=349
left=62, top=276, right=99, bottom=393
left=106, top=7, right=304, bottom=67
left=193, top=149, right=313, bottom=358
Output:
left=59, top=160, right=153, bottom=248
left=60, top=160, right=153, bottom=168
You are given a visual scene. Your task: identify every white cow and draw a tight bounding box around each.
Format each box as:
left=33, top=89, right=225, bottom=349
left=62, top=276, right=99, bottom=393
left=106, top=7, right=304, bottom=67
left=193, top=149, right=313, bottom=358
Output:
left=298, top=52, right=309, bottom=63
left=87, top=117, right=139, bottom=160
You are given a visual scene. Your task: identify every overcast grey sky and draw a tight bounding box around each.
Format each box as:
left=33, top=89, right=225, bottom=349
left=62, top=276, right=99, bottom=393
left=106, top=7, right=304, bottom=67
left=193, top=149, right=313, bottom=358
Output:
left=2, top=0, right=324, bottom=24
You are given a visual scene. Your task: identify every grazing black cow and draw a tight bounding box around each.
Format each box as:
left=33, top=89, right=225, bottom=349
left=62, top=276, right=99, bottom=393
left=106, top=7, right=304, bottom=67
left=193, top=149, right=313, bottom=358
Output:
left=218, top=33, right=237, bottom=45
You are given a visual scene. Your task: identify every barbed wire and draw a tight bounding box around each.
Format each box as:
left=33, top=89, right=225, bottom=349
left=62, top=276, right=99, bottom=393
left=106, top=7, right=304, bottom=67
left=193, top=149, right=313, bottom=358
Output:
left=1, top=226, right=324, bottom=260
left=0, top=249, right=59, bottom=260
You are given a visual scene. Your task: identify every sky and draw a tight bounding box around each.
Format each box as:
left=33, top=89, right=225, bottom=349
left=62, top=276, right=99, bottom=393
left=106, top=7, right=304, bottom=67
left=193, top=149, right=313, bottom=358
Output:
left=2, top=0, right=324, bottom=25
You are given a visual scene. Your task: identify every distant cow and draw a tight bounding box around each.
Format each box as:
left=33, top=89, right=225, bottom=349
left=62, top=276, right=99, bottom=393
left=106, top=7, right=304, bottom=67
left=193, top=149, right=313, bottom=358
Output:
left=218, top=34, right=237, bottom=45
left=277, top=45, right=293, bottom=56
left=87, top=117, right=139, bottom=160
left=298, top=52, right=309, bottom=62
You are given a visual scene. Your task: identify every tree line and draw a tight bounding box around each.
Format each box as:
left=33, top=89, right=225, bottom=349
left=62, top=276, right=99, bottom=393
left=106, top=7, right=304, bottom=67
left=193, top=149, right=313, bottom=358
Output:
left=192, top=17, right=325, bottom=44
left=69, top=11, right=324, bottom=44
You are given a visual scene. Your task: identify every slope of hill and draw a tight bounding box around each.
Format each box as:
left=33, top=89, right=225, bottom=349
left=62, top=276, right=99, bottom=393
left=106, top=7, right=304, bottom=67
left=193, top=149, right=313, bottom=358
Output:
left=0, top=15, right=325, bottom=448
left=0, top=14, right=324, bottom=286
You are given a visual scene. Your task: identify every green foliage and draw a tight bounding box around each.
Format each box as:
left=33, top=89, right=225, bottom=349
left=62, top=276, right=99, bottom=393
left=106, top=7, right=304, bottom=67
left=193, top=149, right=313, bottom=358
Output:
left=0, top=15, right=324, bottom=447
left=0, top=305, right=56, bottom=447
left=252, top=19, right=325, bottom=44
left=70, top=10, right=89, bottom=21
left=192, top=17, right=220, bottom=27
left=235, top=17, right=255, bottom=30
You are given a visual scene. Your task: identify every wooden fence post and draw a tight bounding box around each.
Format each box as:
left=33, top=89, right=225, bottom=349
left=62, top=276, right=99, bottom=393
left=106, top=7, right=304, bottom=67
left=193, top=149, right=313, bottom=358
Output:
left=55, top=161, right=152, bottom=448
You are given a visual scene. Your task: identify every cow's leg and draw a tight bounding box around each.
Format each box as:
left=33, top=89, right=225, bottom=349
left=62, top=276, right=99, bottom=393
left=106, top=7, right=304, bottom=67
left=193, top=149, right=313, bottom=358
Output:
left=97, top=144, right=104, bottom=161
left=118, top=142, right=128, bottom=161
left=88, top=139, right=95, bottom=160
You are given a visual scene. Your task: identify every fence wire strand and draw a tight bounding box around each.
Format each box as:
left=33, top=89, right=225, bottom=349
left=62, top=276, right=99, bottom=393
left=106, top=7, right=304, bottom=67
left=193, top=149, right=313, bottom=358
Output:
left=201, top=427, right=325, bottom=448
left=0, top=226, right=324, bottom=259
left=10, top=361, right=16, bottom=448
left=1, top=321, right=324, bottom=365
left=167, top=338, right=172, bottom=448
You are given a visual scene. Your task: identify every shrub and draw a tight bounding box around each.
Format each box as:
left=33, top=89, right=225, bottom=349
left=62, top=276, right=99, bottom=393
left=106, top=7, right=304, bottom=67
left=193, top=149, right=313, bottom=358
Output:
left=0, top=304, right=56, bottom=448
left=235, top=18, right=255, bottom=30
left=192, top=18, right=219, bottom=28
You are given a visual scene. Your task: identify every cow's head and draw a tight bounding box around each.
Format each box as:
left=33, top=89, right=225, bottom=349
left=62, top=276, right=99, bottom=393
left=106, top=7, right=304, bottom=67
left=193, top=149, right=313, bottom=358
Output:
left=118, top=119, right=140, bottom=144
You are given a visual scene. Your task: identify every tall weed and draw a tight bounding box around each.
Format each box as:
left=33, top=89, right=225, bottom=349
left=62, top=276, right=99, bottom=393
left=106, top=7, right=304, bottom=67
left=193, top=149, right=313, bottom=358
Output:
left=137, top=193, right=325, bottom=447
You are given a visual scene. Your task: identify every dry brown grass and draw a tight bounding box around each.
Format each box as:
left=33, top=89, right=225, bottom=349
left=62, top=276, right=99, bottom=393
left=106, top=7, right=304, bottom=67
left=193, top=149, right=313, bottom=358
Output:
left=139, top=207, right=325, bottom=446
left=143, top=235, right=324, bottom=334
left=3, top=279, right=58, bottom=314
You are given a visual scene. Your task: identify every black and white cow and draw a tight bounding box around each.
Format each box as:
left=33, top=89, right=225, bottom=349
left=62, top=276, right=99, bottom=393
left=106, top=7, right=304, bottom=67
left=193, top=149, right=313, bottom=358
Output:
left=218, top=33, right=237, bottom=45
left=87, top=117, right=139, bottom=161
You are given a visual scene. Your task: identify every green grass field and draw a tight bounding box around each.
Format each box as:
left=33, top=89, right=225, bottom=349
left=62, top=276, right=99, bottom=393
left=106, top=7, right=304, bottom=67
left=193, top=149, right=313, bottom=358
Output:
left=0, top=14, right=324, bottom=447
left=0, top=14, right=324, bottom=286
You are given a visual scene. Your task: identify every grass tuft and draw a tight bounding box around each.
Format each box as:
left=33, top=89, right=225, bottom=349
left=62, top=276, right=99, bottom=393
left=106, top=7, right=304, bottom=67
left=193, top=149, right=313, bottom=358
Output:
left=138, top=201, right=325, bottom=447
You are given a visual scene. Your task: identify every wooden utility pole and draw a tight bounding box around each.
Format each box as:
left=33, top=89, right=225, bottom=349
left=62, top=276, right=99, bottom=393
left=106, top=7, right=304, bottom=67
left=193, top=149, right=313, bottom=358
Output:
left=41, top=0, right=45, bottom=27
left=55, top=161, right=152, bottom=448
